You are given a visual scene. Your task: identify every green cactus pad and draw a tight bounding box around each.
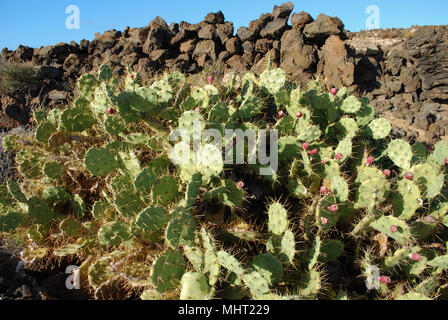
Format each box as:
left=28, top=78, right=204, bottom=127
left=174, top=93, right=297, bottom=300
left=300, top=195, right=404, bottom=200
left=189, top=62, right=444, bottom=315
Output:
left=319, top=239, right=344, bottom=262
left=259, top=68, right=286, bottom=95
left=114, top=190, right=146, bottom=218
left=242, top=270, right=271, bottom=298
left=0, top=211, right=24, bottom=232
left=7, top=180, right=27, bottom=203
left=217, top=250, right=245, bottom=276
left=340, top=95, right=361, bottom=114
left=299, top=269, right=321, bottom=298
left=208, top=102, right=230, bottom=123
left=35, top=122, right=57, bottom=143
left=267, top=202, right=288, bottom=236
left=334, top=137, right=352, bottom=162
left=53, top=244, right=81, bottom=257
left=370, top=216, right=411, bottom=244
left=43, top=186, right=71, bottom=202
left=105, top=116, right=126, bottom=135
left=387, top=139, right=413, bottom=170
left=152, top=175, right=179, bottom=206
left=185, top=173, right=202, bottom=208
left=60, top=218, right=86, bottom=237
left=354, top=178, right=390, bottom=209
left=180, top=272, right=212, bottom=300
left=427, top=255, right=448, bottom=272
left=335, top=117, right=359, bottom=138
left=428, top=141, right=448, bottom=166
left=297, top=125, right=322, bottom=142
left=78, top=74, right=98, bottom=101
left=178, top=110, right=206, bottom=138
left=28, top=197, right=53, bottom=225
left=356, top=167, right=384, bottom=184
left=237, top=96, right=263, bottom=120
left=330, top=175, right=349, bottom=202
left=97, top=221, right=131, bottom=246
left=252, top=254, right=283, bottom=284
left=98, top=64, right=113, bottom=82
left=135, top=206, right=168, bottom=233
left=183, top=246, right=204, bottom=272
left=84, top=147, right=119, bottom=177
left=165, top=212, right=196, bottom=249
left=392, top=180, right=421, bottom=221
left=61, top=107, right=96, bottom=132
left=92, top=201, right=116, bottom=221
left=43, top=161, right=66, bottom=179
left=150, top=250, right=186, bottom=293
left=88, top=259, right=113, bottom=289
left=367, top=118, right=392, bottom=140
left=133, top=168, right=157, bottom=194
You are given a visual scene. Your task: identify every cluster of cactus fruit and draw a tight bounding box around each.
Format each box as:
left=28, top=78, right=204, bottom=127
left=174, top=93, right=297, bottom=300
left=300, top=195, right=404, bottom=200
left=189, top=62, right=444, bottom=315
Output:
left=1, top=61, right=448, bottom=300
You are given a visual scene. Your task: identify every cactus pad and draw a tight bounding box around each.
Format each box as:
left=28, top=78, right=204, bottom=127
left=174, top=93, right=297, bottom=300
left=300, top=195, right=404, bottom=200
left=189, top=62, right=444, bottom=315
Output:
left=150, top=250, right=186, bottom=293
left=84, top=147, right=119, bottom=177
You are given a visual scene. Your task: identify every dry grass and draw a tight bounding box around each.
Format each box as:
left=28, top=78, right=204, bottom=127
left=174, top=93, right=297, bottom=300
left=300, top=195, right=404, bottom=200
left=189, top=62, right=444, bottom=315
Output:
left=0, top=63, right=38, bottom=96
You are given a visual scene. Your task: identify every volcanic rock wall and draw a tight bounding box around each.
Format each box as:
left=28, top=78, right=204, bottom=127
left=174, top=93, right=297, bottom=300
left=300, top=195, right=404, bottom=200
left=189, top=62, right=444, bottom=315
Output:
left=1, top=2, right=447, bottom=143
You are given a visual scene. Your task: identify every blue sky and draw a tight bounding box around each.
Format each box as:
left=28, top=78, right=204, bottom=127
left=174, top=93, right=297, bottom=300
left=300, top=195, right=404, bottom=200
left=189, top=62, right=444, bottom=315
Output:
left=0, top=0, right=447, bottom=50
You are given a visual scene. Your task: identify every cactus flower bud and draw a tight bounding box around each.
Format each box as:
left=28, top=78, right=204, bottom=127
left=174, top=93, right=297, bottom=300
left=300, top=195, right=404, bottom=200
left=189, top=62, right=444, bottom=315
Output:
left=321, top=160, right=327, bottom=165
left=390, top=225, right=398, bottom=233
left=320, top=186, right=329, bottom=195
left=308, top=148, right=318, bottom=155
left=194, top=107, right=200, bottom=112
left=296, top=111, right=303, bottom=118
left=237, top=181, right=244, bottom=189
left=378, top=276, right=390, bottom=284
left=409, top=253, right=421, bottom=261
left=321, top=217, right=328, bottom=225
left=335, top=153, right=343, bottom=160
left=383, top=169, right=391, bottom=177
left=277, top=110, right=285, bottom=118
left=107, top=108, right=116, bottom=115
left=302, top=142, right=310, bottom=150
left=404, top=172, right=414, bottom=180
left=327, top=204, right=339, bottom=212
left=366, top=156, right=374, bottom=166
left=330, top=88, right=338, bottom=95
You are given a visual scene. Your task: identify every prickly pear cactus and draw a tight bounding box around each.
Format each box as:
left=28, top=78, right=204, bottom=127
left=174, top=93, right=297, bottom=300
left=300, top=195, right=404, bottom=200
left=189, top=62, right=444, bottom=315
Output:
left=1, top=64, right=447, bottom=301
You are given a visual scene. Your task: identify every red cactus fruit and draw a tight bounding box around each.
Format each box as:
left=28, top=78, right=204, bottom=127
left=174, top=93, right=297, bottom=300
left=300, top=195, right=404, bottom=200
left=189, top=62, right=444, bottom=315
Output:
left=308, top=148, right=318, bottom=155
left=335, top=153, right=343, bottom=160
left=320, top=186, right=329, bottom=195
left=296, top=111, right=303, bottom=118
left=321, top=217, right=329, bottom=225
left=328, top=204, right=339, bottom=212
left=390, top=225, right=398, bottom=233
left=194, top=107, right=200, bottom=112
left=445, top=158, right=448, bottom=166
left=277, top=110, right=285, bottom=118
left=107, top=108, right=116, bottom=115
left=366, top=156, right=374, bottom=166
left=29, top=117, right=34, bottom=123
left=302, top=142, right=310, bottom=150
left=130, top=74, right=134, bottom=79
left=321, top=160, right=327, bottom=165
left=405, top=172, right=414, bottom=180
left=378, top=276, right=390, bottom=284
left=330, top=88, right=338, bottom=95
left=237, top=181, right=244, bottom=189
left=383, top=169, right=391, bottom=177
left=409, top=253, right=421, bottom=261
left=207, top=76, right=213, bottom=84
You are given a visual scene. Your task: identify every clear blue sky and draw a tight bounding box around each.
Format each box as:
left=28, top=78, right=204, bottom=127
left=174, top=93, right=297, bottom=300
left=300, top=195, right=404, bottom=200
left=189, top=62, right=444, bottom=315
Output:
left=0, top=0, right=447, bottom=50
